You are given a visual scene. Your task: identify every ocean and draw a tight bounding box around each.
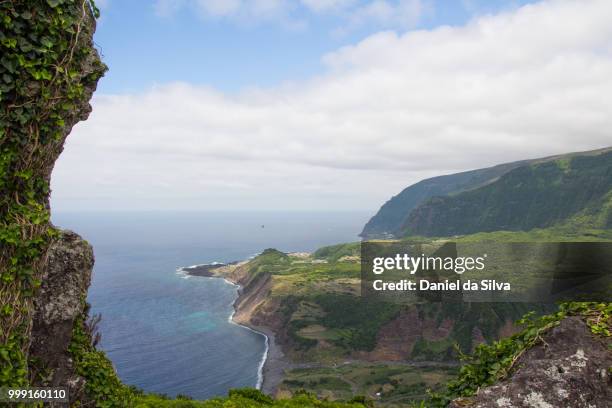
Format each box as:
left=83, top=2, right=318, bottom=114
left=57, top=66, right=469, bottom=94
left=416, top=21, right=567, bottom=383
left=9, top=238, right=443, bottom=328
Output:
left=51, top=211, right=369, bottom=399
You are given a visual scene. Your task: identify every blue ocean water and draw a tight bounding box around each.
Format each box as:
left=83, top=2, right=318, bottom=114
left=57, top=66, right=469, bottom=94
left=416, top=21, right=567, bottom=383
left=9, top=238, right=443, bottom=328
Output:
left=51, top=211, right=369, bottom=399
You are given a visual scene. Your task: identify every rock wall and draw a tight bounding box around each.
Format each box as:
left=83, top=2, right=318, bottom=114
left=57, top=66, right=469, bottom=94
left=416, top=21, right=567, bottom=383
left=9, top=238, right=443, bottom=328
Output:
left=29, top=231, right=94, bottom=403
left=450, top=316, right=611, bottom=408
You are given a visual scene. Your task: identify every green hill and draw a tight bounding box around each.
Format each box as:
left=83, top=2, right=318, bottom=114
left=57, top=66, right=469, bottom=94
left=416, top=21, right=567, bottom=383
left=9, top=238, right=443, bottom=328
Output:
left=361, top=147, right=612, bottom=239
left=360, top=160, right=530, bottom=238
left=403, top=149, right=612, bottom=237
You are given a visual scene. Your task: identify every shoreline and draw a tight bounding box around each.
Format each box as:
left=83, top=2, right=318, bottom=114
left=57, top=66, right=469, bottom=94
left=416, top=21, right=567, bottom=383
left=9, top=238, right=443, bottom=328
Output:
left=220, top=276, right=287, bottom=395
left=181, top=265, right=283, bottom=395
left=222, top=278, right=270, bottom=391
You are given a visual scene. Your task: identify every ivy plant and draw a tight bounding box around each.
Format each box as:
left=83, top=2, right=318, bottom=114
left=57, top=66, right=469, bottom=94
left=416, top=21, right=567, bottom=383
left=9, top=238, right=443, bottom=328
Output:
left=0, top=0, right=106, bottom=389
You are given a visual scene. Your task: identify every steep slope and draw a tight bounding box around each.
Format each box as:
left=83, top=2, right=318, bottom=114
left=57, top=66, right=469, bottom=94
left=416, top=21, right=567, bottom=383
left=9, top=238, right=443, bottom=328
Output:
left=362, top=147, right=612, bottom=238
left=360, top=160, right=530, bottom=238
left=403, top=148, right=612, bottom=237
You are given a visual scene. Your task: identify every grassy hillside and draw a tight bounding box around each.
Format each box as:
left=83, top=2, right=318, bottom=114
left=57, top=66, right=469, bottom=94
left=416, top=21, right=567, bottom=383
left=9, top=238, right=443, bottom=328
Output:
left=403, top=149, right=612, bottom=237
left=279, top=364, right=458, bottom=407
left=361, top=147, right=611, bottom=239
left=360, top=159, right=531, bottom=238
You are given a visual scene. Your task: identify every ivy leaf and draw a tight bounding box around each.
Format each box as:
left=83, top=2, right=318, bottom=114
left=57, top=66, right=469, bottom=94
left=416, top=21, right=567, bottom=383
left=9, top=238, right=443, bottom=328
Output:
left=46, top=0, right=64, bottom=7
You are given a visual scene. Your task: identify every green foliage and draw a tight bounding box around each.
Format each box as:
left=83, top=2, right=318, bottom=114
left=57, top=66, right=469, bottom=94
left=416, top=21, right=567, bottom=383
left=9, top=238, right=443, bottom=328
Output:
left=69, top=312, right=135, bottom=407
left=403, top=151, right=612, bottom=237
left=133, top=388, right=366, bottom=408
left=281, top=363, right=456, bottom=406
left=280, top=292, right=401, bottom=352
left=311, top=295, right=401, bottom=351
left=424, top=302, right=611, bottom=407
left=0, top=0, right=106, bottom=389
left=228, top=388, right=274, bottom=404
left=273, top=261, right=360, bottom=281
left=363, top=148, right=611, bottom=239
left=410, top=338, right=455, bottom=361
left=361, top=157, right=531, bottom=238
left=287, top=319, right=319, bottom=349
left=563, top=301, right=611, bottom=337
left=247, top=249, right=291, bottom=276
left=313, top=243, right=360, bottom=262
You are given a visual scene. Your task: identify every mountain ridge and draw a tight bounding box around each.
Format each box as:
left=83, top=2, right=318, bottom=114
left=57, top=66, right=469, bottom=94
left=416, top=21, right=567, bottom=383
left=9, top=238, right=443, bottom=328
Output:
left=361, top=146, right=612, bottom=239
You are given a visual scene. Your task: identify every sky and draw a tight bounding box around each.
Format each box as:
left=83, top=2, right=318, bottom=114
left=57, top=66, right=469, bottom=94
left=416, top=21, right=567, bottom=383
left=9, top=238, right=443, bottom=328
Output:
left=51, top=0, right=612, bottom=212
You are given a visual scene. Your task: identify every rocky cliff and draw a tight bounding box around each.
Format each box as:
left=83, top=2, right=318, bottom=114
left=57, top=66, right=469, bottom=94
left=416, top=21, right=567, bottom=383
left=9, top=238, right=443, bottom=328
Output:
left=449, top=316, right=611, bottom=408
left=29, top=230, right=94, bottom=404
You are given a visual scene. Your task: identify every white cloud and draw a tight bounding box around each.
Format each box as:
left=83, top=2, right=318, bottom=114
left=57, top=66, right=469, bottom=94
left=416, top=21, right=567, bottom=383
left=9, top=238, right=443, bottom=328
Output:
left=53, top=0, right=612, bottom=211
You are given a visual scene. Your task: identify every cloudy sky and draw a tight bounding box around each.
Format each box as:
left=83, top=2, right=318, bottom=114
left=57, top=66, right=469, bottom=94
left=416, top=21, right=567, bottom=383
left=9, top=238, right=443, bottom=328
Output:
left=51, top=0, right=612, bottom=212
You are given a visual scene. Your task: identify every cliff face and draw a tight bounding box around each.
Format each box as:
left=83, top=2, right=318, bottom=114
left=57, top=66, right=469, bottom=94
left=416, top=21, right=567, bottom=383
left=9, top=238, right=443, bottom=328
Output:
left=450, top=316, right=611, bottom=408
left=360, top=159, right=530, bottom=238
left=362, top=147, right=612, bottom=239
left=404, top=150, right=612, bottom=237
left=29, top=230, right=94, bottom=403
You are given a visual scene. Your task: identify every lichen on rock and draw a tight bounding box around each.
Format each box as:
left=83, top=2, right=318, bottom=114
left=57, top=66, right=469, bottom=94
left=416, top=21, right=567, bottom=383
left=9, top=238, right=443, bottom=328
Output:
left=29, top=230, right=94, bottom=403
left=449, top=316, right=611, bottom=408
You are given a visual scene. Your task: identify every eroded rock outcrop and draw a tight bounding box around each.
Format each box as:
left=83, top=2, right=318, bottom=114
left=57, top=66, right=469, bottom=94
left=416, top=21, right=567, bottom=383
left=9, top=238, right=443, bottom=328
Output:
left=449, top=316, right=611, bottom=408
left=29, top=230, right=94, bottom=403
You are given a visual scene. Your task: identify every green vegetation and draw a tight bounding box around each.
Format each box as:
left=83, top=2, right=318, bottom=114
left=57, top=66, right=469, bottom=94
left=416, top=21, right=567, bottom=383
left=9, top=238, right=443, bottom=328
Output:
left=247, top=249, right=292, bottom=276
left=70, top=306, right=136, bottom=407
left=453, top=226, right=612, bottom=242
left=0, top=0, right=106, bottom=388
left=360, top=157, right=534, bottom=238
left=362, top=147, right=611, bottom=239
left=280, top=364, right=457, bottom=406
left=234, top=246, right=554, bottom=363
left=403, top=150, right=612, bottom=237
left=425, top=302, right=611, bottom=407
left=273, top=261, right=359, bottom=281
left=313, top=295, right=401, bottom=351
left=313, top=243, right=360, bottom=262
left=132, top=388, right=369, bottom=408
left=235, top=252, right=398, bottom=357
